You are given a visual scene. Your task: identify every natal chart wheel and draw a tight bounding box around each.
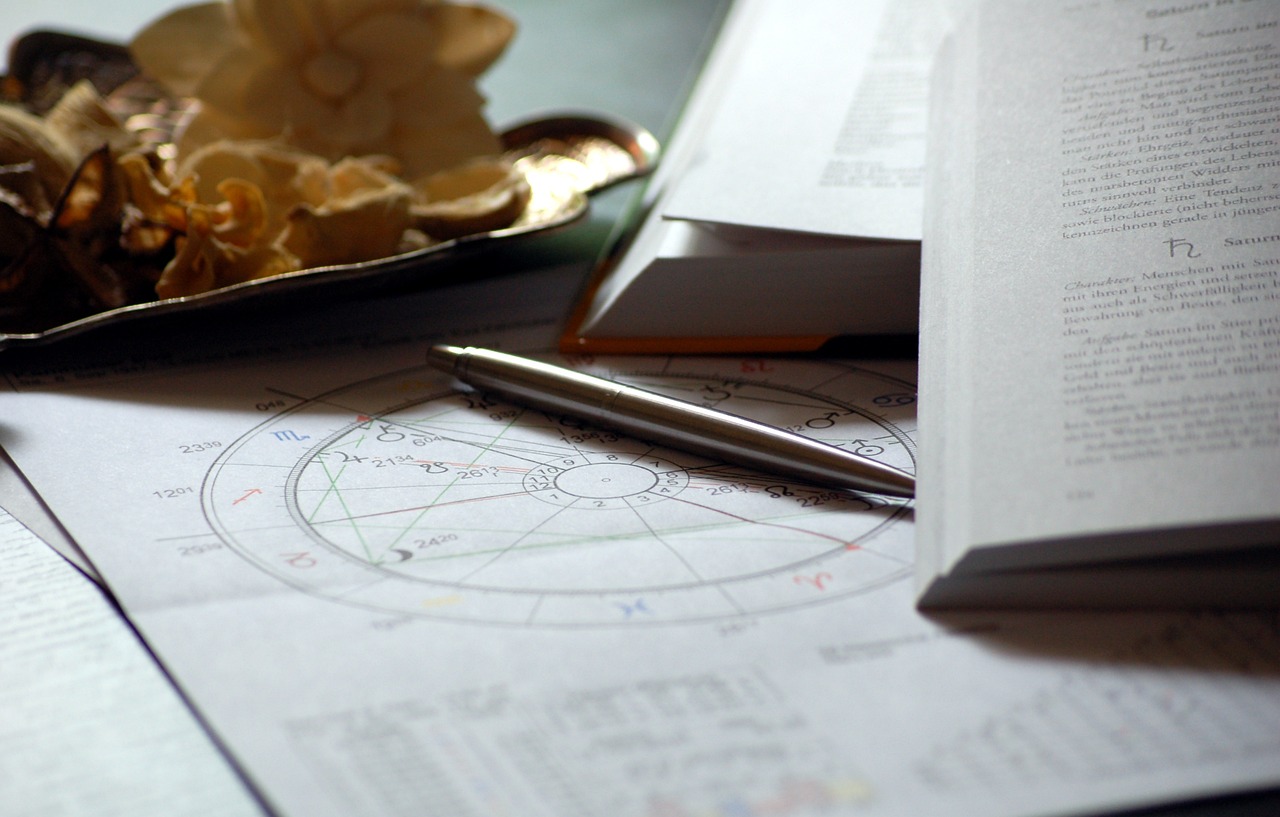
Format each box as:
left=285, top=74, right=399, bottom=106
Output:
left=203, top=355, right=917, bottom=627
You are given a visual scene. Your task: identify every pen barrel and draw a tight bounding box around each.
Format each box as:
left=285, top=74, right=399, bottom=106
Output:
left=608, top=389, right=914, bottom=498
left=448, top=347, right=914, bottom=498
left=452, top=350, right=624, bottom=424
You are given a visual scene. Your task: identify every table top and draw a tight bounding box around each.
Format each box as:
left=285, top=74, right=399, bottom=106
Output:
left=1, top=3, right=1277, bottom=816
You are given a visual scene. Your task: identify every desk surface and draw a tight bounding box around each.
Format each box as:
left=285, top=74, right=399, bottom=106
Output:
left=1, top=2, right=1278, bottom=816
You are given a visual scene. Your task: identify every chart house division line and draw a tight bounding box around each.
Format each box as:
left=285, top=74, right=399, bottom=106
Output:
left=202, top=356, right=918, bottom=626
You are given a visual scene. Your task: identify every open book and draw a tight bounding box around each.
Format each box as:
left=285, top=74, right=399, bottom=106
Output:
left=916, top=0, right=1280, bottom=607
left=561, top=0, right=954, bottom=354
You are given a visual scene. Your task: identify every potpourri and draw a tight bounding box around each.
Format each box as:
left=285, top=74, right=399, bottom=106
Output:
left=0, top=0, right=526, bottom=333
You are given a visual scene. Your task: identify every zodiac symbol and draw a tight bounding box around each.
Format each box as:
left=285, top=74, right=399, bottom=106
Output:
left=793, top=573, right=834, bottom=591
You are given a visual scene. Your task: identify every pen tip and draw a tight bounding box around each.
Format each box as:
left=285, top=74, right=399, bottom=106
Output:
left=880, top=469, right=916, bottom=499
left=427, top=344, right=466, bottom=375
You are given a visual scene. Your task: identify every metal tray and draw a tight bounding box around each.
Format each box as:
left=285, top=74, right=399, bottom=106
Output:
left=0, top=32, right=658, bottom=349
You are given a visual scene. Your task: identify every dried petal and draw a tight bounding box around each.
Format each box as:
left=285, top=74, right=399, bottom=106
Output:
left=53, top=146, right=118, bottom=232
left=177, top=138, right=328, bottom=235
left=422, top=4, right=516, bottom=76
left=130, top=2, right=241, bottom=97
left=49, top=147, right=131, bottom=309
left=280, top=186, right=412, bottom=268
left=0, top=103, right=79, bottom=203
left=336, top=15, right=440, bottom=91
left=209, top=177, right=267, bottom=248
left=410, top=157, right=529, bottom=239
left=328, top=155, right=407, bottom=201
left=44, top=80, right=139, bottom=158
left=0, top=161, right=54, bottom=219
left=119, top=152, right=188, bottom=230
left=156, top=207, right=217, bottom=298
left=136, top=0, right=513, bottom=175
left=231, top=0, right=326, bottom=61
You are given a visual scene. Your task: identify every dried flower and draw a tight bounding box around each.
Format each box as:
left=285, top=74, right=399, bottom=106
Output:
left=130, top=0, right=516, bottom=178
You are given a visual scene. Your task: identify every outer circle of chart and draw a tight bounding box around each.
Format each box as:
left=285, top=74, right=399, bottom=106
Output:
left=203, top=356, right=918, bottom=627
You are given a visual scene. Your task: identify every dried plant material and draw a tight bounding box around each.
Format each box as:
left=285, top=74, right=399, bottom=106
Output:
left=328, top=155, right=405, bottom=201
left=54, top=146, right=117, bottom=231
left=411, top=157, right=530, bottom=239
left=116, top=134, right=527, bottom=301
left=0, top=199, right=41, bottom=289
left=122, top=144, right=304, bottom=298
left=130, top=0, right=516, bottom=177
left=176, top=138, right=330, bottom=235
left=281, top=186, right=414, bottom=269
left=47, top=146, right=132, bottom=309
left=0, top=146, right=156, bottom=331
left=0, top=204, right=66, bottom=332
left=0, top=161, right=55, bottom=219
left=209, top=178, right=268, bottom=247
left=155, top=204, right=300, bottom=299
left=43, top=80, right=140, bottom=159
left=0, top=104, right=80, bottom=204
left=118, top=152, right=196, bottom=257
left=155, top=206, right=217, bottom=298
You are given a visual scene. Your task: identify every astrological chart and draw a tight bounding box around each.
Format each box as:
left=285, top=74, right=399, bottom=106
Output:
left=203, top=355, right=917, bottom=626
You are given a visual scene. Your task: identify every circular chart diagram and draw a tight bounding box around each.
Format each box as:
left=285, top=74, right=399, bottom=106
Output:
left=203, top=355, right=917, bottom=626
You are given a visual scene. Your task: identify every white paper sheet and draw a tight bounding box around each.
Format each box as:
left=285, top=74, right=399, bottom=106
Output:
left=3, top=267, right=1279, bottom=817
left=0, top=447, right=98, bottom=578
left=0, top=503, right=261, bottom=817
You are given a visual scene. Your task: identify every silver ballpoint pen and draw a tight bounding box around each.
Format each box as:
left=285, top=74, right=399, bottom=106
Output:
left=427, top=345, right=915, bottom=498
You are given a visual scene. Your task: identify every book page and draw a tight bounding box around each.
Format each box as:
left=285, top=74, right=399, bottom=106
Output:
left=662, top=0, right=957, bottom=240
left=918, top=0, right=1280, bottom=576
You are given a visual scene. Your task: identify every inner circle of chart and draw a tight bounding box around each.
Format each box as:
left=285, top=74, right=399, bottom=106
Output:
left=518, top=454, right=688, bottom=507
left=203, top=356, right=918, bottom=627
left=558, top=462, right=657, bottom=498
